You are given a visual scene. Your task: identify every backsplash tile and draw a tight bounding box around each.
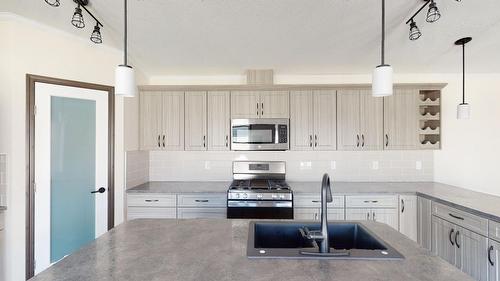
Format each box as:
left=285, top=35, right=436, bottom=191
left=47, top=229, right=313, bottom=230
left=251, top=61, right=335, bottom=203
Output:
left=126, top=151, right=149, bottom=189
left=148, top=150, right=433, bottom=182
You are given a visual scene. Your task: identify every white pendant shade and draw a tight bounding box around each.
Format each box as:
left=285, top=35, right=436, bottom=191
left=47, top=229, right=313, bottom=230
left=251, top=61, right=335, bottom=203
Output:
left=372, top=65, right=393, bottom=97
left=115, top=65, right=137, bottom=97
left=457, top=103, right=470, bottom=120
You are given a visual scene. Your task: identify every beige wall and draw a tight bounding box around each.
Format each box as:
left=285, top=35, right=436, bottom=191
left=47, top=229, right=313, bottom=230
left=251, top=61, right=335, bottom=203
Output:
left=0, top=14, right=146, bottom=281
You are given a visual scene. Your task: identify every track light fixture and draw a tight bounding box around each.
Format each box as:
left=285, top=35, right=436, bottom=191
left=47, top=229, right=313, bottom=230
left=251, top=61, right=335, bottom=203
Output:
left=426, top=0, right=441, bottom=23
left=44, top=0, right=60, bottom=7
left=455, top=37, right=472, bottom=120
left=44, top=0, right=104, bottom=44
left=409, top=20, right=422, bottom=41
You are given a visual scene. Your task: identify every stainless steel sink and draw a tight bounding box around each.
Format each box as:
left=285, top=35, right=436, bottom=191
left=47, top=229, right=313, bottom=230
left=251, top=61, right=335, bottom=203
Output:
left=247, top=221, right=404, bottom=260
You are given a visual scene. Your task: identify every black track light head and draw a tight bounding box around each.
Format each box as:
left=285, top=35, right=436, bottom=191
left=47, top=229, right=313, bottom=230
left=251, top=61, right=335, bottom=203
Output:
left=44, top=0, right=60, bottom=7
left=71, top=5, right=85, bottom=28
left=426, top=0, right=441, bottom=23
left=90, top=24, right=102, bottom=44
left=409, top=20, right=422, bottom=41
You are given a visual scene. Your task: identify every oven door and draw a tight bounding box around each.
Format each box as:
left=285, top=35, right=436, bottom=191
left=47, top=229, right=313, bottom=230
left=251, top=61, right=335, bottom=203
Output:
left=227, top=200, right=293, bottom=219
left=231, top=119, right=289, bottom=151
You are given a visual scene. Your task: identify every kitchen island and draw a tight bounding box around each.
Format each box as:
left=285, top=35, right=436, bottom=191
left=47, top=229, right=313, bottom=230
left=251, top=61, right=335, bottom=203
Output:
left=30, top=219, right=472, bottom=281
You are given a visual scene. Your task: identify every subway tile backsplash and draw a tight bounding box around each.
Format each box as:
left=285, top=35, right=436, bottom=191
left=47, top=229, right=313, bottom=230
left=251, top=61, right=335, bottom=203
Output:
left=126, top=151, right=150, bottom=189
left=148, top=150, right=433, bottom=182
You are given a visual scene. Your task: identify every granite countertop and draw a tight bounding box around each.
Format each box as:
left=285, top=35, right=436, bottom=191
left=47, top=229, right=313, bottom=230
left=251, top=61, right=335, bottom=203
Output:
left=128, top=181, right=500, bottom=222
left=30, top=219, right=472, bottom=281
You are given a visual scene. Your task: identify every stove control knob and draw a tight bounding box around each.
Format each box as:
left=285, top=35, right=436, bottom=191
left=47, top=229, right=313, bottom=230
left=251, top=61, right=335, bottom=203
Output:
left=234, top=193, right=240, bottom=199
left=271, top=194, right=277, bottom=199
left=279, top=194, right=285, bottom=199
left=257, top=194, right=263, bottom=199
left=242, top=193, right=248, bottom=199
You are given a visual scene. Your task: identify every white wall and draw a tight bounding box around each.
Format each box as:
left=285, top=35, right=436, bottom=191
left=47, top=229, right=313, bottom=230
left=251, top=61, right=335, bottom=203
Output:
left=0, top=14, right=146, bottom=281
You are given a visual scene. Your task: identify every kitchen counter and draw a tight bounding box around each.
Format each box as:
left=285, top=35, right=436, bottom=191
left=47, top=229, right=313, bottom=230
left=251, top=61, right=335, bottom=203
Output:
left=128, top=181, right=500, bottom=222
left=30, top=219, right=472, bottom=281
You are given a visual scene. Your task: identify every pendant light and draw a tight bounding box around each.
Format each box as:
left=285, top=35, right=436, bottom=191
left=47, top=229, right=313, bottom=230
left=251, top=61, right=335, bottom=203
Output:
left=455, top=37, right=472, bottom=120
left=115, top=0, right=138, bottom=97
left=372, top=0, right=393, bottom=97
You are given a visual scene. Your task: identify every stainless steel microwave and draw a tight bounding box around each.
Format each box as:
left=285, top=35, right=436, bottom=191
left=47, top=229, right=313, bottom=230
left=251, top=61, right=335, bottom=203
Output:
left=231, top=118, right=289, bottom=151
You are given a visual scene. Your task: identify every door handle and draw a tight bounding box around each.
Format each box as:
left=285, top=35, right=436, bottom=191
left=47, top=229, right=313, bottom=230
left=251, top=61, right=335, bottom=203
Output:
left=361, top=134, right=365, bottom=147
left=356, top=134, right=360, bottom=147
left=162, top=135, right=166, bottom=148
left=256, top=103, right=259, bottom=116
left=449, top=229, right=455, bottom=246
left=372, top=211, right=376, bottom=221
left=315, top=135, right=318, bottom=147
left=91, top=187, right=106, bottom=194
left=385, top=134, right=389, bottom=147
left=261, top=102, right=264, bottom=116
left=157, top=135, right=161, bottom=147
left=401, top=199, right=405, bottom=213
left=489, top=245, right=495, bottom=266
left=225, top=135, right=229, bottom=147
left=454, top=231, right=460, bottom=248
left=448, top=213, right=465, bottom=221
left=203, top=136, right=206, bottom=148
left=367, top=212, right=370, bottom=220
left=309, top=135, right=313, bottom=147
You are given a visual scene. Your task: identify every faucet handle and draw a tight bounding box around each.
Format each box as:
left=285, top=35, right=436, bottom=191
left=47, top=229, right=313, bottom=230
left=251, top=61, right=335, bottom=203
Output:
left=299, top=227, right=323, bottom=240
left=322, top=173, right=333, bottom=203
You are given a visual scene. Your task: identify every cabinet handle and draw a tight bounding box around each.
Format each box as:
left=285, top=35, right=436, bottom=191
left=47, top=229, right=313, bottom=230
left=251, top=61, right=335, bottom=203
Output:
left=356, top=134, right=360, bottom=147
left=361, top=134, right=365, bottom=147
left=401, top=199, right=405, bottom=213
left=314, top=213, right=318, bottom=220
left=261, top=102, right=264, bottom=116
left=372, top=211, right=376, bottom=221
left=145, top=199, right=159, bottom=202
left=163, top=135, right=165, bottom=148
left=225, top=135, right=229, bottom=147
left=449, top=229, right=455, bottom=246
left=448, top=213, right=465, bottom=220
left=315, top=135, right=318, bottom=147
left=385, top=134, right=389, bottom=147
left=195, top=199, right=209, bottom=203
left=203, top=136, right=206, bottom=148
left=371, top=200, right=378, bottom=203
left=454, top=231, right=460, bottom=248
left=157, top=135, right=161, bottom=147
left=309, top=135, right=313, bottom=147
left=256, top=103, right=259, bottom=116
left=312, top=200, right=320, bottom=203
left=367, top=212, right=370, bottom=220
left=489, top=245, right=495, bottom=266
left=363, top=200, right=370, bottom=203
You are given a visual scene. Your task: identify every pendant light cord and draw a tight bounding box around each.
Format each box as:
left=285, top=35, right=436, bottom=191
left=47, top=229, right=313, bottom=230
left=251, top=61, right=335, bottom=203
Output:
left=124, top=0, right=128, bottom=66
left=381, top=0, right=385, bottom=65
left=462, top=43, right=465, bottom=104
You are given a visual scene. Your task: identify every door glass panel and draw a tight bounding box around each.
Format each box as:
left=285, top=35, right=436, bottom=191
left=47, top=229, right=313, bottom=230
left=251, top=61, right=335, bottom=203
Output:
left=50, top=96, right=96, bottom=263
left=232, top=125, right=275, bottom=144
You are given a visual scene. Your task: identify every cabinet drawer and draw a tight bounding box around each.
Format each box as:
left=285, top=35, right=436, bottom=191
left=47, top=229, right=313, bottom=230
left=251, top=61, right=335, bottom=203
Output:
left=177, top=208, right=226, bottom=219
left=489, top=220, right=500, bottom=242
left=345, top=195, right=398, bottom=208
left=177, top=194, right=226, bottom=208
left=127, top=194, right=177, bottom=207
left=432, top=202, right=488, bottom=236
left=127, top=207, right=176, bottom=220
left=294, top=195, right=344, bottom=208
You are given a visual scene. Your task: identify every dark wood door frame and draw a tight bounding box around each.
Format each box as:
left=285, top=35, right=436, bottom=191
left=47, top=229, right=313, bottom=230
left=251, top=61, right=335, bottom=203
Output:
left=26, top=74, right=115, bottom=279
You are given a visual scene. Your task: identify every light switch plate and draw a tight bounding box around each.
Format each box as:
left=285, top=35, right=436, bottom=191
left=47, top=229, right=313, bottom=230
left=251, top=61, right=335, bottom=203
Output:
left=330, top=161, right=336, bottom=170
left=300, top=161, right=312, bottom=170
left=372, top=161, right=379, bottom=170
left=416, top=161, right=422, bottom=170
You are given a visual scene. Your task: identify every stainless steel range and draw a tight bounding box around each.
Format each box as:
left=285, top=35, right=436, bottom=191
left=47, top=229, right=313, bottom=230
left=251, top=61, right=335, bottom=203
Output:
left=227, top=161, right=293, bottom=219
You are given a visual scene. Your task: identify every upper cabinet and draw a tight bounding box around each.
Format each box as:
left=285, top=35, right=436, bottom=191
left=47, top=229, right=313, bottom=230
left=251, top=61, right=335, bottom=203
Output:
left=185, top=91, right=207, bottom=151
left=337, top=89, right=383, bottom=150
left=140, top=91, right=185, bottom=151
left=207, top=91, right=231, bottom=151
left=231, top=91, right=289, bottom=119
left=383, top=88, right=419, bottom=150
left=290, top=90, right=336, bottom=151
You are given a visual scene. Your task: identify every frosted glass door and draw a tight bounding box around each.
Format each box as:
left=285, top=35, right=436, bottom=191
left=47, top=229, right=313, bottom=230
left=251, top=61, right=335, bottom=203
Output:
left=34, top=83, right=108, bottom=274
left=50, top=97, right=96, bottom=262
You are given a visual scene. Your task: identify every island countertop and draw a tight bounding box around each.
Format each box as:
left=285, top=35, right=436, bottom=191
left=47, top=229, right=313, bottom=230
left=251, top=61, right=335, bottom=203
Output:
left=30, top=219, right=472, bottom=281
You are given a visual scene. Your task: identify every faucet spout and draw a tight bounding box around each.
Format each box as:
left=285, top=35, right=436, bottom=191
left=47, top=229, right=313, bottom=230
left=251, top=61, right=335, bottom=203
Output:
left=319, top=173, right=332, bottom=253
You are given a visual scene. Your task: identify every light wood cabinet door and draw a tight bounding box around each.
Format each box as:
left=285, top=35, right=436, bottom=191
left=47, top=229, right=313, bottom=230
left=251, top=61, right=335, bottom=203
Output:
left=432, top=216, right=459, bottom=266
left=372, top=209, right=399, bottom=231
left=295, top=208, right=320, bottom=221
left=399, top=195, right=417, bottom=242
left=162, top=91, right=185, bottom=151
left=328, top=209, right=345, bottom=220
left=456, top=227, right=488, bottom=281
left=140, top=92, right=163, bottom=150
left=185, top=91, right=207, bottom=151
left=313, top=90, right=337, bottom=150
left=360, top=90, right=384, bottom=150
left=207, top=91, right=230, bottom=151
left=290, top=91, right=314, bottom=151
left=488, top=240, right=500, bottom=281
left=259, top=91, right=289, bottom=118
left=383, top=88, right=419, bottom=150
left=417, top=196, right=432, bottom=250
left=337, top=89, right=360, bottom=151
left=177, top=208, right=226, bottom=219
left=231, top=91, right=259, bottom=118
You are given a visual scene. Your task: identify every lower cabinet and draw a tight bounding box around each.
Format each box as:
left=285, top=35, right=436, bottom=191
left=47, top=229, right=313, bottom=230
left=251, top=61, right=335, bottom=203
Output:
left=399, top=195, right=417, bottom=242
left=488, top=239, right=500, bottom=281
left=432, top=215, right=488, bottom=281
left=128, top=207, right=177, bottom=220
left=417, top=196, right=432, bottom=250
left=345, top=208, right=399, bottom=230
left=177, top=208, right=226, bottom=219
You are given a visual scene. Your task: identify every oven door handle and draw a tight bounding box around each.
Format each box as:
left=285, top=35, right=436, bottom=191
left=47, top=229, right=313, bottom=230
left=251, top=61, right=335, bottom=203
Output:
left=227, top=201, right=293, bottom=208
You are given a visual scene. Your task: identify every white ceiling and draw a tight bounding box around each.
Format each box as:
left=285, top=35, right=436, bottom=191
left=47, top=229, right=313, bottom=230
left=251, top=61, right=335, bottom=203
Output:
left=3, top=0, right=500, bottom=77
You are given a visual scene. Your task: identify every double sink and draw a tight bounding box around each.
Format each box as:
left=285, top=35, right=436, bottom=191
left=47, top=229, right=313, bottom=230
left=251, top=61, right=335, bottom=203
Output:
left=247, top=221, right=404, bottom=260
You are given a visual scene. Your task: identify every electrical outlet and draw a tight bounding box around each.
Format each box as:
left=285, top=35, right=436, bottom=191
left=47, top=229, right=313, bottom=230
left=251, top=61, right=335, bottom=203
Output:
left=330, top=161, right=336, bottom=170
left=372, top=161, right=379, bottom=170
left=416, top=161, right=422, bottom=170
left=300, top=161, right=312, bottom=170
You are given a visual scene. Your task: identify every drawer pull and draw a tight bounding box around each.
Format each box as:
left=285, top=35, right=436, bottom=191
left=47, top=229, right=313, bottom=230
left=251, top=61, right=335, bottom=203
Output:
left=454, top=231, right=460, bottom=248
left=312, top=200, right=320, bottom=203
left=371, top=200, right=378, bottom=203
left=145, top=199, right=159, bottom=202
left=489, top=245, right=495, bottom=266
left=363, top=200, right=370, bottom=203
left=448, top=213, right=465, bottom=220
left=449, top=229, right=455, bottom=246
left=195, top=199, right=209, bottom=203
